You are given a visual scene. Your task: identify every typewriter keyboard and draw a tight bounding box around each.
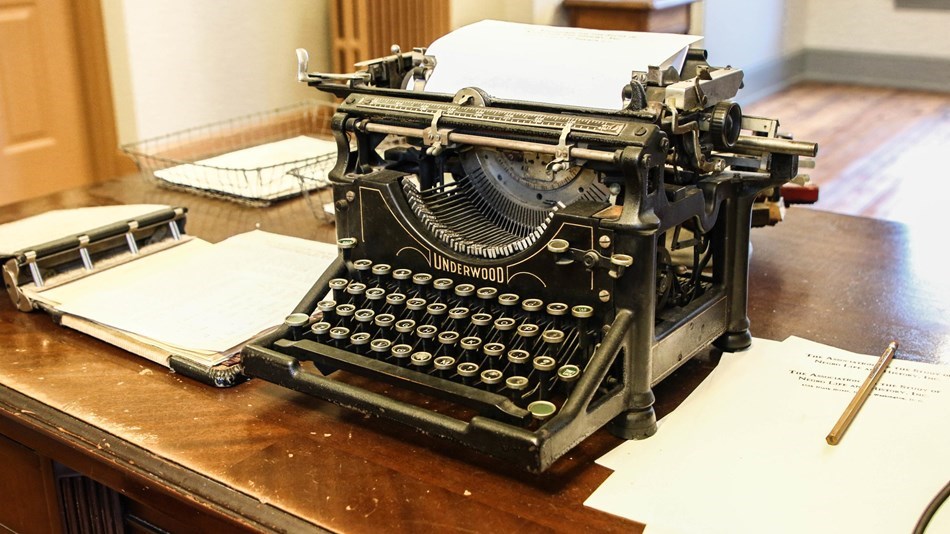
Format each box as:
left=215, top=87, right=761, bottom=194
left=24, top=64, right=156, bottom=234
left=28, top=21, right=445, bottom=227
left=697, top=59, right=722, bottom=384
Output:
left=278, top=261, right=604, bottom=425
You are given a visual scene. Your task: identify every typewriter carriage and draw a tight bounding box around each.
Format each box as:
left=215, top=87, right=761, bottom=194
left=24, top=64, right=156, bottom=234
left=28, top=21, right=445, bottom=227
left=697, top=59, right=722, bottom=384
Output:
left=242, top=42, right=816, bottom=472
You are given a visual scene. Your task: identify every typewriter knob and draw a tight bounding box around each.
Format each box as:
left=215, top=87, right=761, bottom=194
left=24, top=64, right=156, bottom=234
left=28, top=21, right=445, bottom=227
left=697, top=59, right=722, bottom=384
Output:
left=609, top=254, right=634, bottom=279
left=710, top=101, right=743, bottom=149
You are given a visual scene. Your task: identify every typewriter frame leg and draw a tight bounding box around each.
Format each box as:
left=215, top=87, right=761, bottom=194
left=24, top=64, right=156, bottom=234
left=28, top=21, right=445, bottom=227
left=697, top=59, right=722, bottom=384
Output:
left=608, top=231, right=659, bottom=440
left=714, top=192, right=756, bottom=352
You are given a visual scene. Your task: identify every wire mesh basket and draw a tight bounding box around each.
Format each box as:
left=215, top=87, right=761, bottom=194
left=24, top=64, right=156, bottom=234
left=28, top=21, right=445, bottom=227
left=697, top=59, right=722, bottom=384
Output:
left=121, top=100, right=338, bottom=218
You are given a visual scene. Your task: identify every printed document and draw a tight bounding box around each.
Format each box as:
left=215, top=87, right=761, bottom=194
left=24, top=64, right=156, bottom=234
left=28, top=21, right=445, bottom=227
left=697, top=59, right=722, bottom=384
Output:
left=585, top=336, right=950, bottom=534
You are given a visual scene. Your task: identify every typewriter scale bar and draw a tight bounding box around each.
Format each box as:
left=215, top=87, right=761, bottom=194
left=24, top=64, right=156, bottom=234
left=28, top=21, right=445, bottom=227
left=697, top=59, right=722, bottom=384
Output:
left=354, top=95, right=628, bottom=136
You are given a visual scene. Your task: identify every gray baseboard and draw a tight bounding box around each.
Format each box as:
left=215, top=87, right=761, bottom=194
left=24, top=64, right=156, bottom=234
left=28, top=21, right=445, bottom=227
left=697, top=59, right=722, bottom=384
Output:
left=736, top=48, right=950, bottom=103
left=804, top=49, right=950, bottom=93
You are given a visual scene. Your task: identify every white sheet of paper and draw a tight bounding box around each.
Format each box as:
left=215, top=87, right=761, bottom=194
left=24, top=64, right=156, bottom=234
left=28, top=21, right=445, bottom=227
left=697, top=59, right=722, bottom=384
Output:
left=154, top=135, right=336, bottom=200
left=45, top=230, right=337, bottom=359
left=423, top=20, right=701, bottom=110
left=585, top=336, right=950, bottom=534
left=0, top=205, right=169, bottom=255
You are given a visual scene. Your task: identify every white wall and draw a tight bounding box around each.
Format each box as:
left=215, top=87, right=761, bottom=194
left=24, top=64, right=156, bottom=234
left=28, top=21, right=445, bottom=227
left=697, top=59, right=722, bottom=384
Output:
left=802, top=0, right=950, bottom=58
left=102, top=0, right=330, bottom=144
left=698, top=0, right=806, bottom=70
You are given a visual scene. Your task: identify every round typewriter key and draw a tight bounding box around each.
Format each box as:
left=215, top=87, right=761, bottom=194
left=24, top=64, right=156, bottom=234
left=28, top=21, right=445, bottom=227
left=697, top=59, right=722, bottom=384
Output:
left=454, top=283, right=475, bottom=298
left=517, top=323, right=540, bottom=338
left=406, top=297, right=427, bottom=310
left=335, top=303, right=356, bottom=320
left=426, top=302, right=447, bottom=316
left=284, top=313, right=310, bottom=341
left=498, top=293, right=520, bottom=307
left=374, top=313, right=395, bottom=329
left=533, top=355, right=557, bottom=372
left=369, top=338, right=392, bottom=358
left=457, top=362, right=480, bottom=384
left=350, top=332, right=371, bottom=352
left=522, top=298, right=544, bottom=313
left=411, top=272, right=433, bottom=286
left=355, top=308, right=375, bottom=322
left=448, top=307, right=470, bottom=320
left=392, top=344, right=414, bottom=365
left=365, top=287, right=386, bottom=302
left=558, top=364, right=582, bottom=384
left=527, top=400, right=557, bottom=421
left=571, top=305, right=594, bottom=319
left=336, top=237, right=357, bottom=249
left=371, top=263, right=392, bottom=277
left=480, top=368, right=504, bottom=386
left=476, top=286, right=498, bottom=301
left=505, top=375, right=530, bottom=399
left=354, top=258, right=373, bottom=273
left=410, top=351, right=433, bottom=369
left=329, top=326, right=351, bottom=345
left=433, top=355, right=456, bottom=374
left=432, top=277, right=454, bottom=298
left=483, top=342, right=505, bottom=357
left=345, top=282, right=367, bottom=302
left=437, top=330, right=460, bottom=346
left=460, top=336, right=482, bottom=349
left=329, top=278, right=349, bottom=301
left=508, top=349, right=530, bottom=365
left=416, top=324, right=438, bottom=337
left=546, top=302, right=568, bottom=316
left=542, top=329, right=565, bottom=345
left=311, top=321, right=331, bottom=342
left=392, top=268, right=413, bottom=281
left=394, top=319, right=416, bottom=333
left=317, top=300, right=337, bottom=321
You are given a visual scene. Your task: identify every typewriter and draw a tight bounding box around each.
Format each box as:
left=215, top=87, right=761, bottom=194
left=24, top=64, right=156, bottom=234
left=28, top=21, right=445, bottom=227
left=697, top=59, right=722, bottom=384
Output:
left=242, top=28, right=817, bottom=472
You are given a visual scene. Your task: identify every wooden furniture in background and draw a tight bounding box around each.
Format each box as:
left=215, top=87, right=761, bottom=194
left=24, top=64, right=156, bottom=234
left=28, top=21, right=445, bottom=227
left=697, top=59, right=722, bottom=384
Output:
left=563, top=0, right=697, bottom=33
left=330, top=0, right=450, bottom=73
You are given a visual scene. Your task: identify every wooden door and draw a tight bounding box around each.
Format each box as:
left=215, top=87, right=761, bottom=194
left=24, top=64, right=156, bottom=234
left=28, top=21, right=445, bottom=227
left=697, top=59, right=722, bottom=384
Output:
left=0, top=0, right=97, bottom=206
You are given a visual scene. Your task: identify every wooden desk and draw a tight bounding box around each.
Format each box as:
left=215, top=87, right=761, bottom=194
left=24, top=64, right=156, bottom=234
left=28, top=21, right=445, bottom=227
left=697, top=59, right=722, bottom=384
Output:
left=1, top=177, right=947, bottom=532
left=563, top=0, right=698, bottom=34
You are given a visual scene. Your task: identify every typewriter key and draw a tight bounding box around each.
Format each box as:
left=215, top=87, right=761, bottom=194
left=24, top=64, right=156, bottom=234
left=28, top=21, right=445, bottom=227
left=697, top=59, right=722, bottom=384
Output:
left=505, top=375, right=530, bottom=402
left=364, top=287, right=386, bottom=304
left=480, top=368, right=504, bottom=391
left=350, top=332, right=371, bottom=354
left=433, top=355, right=456, bottom=377
left=383, top=292, right=406, bottom=315
left=572, top=305, right=595, bottom=359
left=411, top=273, right=433, bottom=298
left=329, top=278, right=349, bottom=302
left=542, top=329, right=566, bottom=360
left=284, top=313, right=310, bottom=341
left=498, top=293, right=520, bottom=310
left=317, top=300, right=337, bottom=323
left=546, top=303, right=569, bottom=329
left=432, top=278, right=454, bottom=303
left=457, top=362, right=480, bottom=385
left=329, top=326, right=351, bottom=348
left=370, top=263, right=392, bottom=288
left=459, top=336, right=482, bottom=363
left=454, top=283, right=475, bottom=305
left=410, top=351, right=433, bottom=369
left=391, top=343, right=414, bottom=366
left=405, top=297, right=427, bottom=323
left=369, top=338, right=392, bottom=359
left=483, top=342, right=505, bottom=369
left=394, top=319, right=416, bottom=345
left=448, top=307, right=470, bottom=332
left=533, top=355, right=558, bottom=399
left=515, top=323, right=540, bottom=353
left=557, top=364, right=582, bottom=396
left=508, top=349, right=531, bottom=376
left=345, top=282, right=367, bottom=307
left=475, top=287, right=498, bottom=314
left=310, top=321, right=331, bottom=343
left=527, top=400, right=557, bottom=422
left=416, top=324, right=438, bottom=352
left=374, top=313, right=395, bottom=337
left=335, top=304, right=356, bottom=329
left=470, top=312, right=493, bottom=339
left=392, top=268, right=412, bottom=292
left=436, top=330, right=460, bottom=357
left=424, top=302, right=448, bottom=327
left=493, top=317, right=517, bottom=346
left=353, top=259, right=373, bottom=282
left=354, top=309, right=375, bottom=334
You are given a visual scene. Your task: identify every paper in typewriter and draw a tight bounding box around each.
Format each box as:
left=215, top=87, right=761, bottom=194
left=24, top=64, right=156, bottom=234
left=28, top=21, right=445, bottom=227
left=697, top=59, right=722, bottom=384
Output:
left=423, top=20, right=701, bottom=110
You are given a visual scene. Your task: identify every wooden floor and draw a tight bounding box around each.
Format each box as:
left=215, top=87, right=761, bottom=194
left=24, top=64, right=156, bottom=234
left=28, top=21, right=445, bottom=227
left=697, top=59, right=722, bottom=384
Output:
left=744, top=82, right=950, bottom=231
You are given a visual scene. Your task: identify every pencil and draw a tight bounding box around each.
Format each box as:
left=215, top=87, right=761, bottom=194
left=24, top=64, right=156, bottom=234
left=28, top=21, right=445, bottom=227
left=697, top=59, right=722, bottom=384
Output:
left=826, top=340, right=898, bottom=445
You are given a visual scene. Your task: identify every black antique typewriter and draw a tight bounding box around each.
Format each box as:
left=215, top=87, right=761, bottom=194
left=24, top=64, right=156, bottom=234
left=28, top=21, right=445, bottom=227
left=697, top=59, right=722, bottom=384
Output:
left=242, top=24, right=817, bottom=472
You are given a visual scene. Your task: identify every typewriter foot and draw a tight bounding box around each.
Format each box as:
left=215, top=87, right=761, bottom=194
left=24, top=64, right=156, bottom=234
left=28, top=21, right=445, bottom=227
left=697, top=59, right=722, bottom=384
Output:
left=714, top=329, right=753, bottom=352
left=609, top=407, right=658, bottom=440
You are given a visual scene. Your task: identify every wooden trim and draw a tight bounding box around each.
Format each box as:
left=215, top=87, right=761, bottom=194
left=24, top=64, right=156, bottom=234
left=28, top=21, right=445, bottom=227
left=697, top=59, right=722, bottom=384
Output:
left=65, top=0, right=135, bottom=180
